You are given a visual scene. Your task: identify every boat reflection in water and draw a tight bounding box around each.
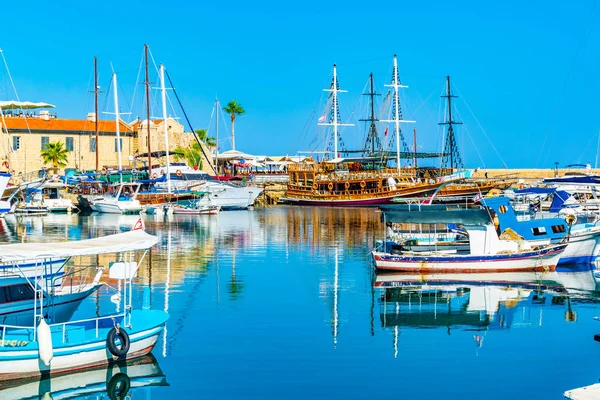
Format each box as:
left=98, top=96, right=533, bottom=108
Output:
left=375, top=264, right=600, bottom=356
left=0, top=354, right=167, bottom=399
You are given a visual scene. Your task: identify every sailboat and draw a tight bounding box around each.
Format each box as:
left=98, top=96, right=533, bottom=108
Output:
left=91, top=72, right=142, bottom=214
left=284, top=60, right=468, bottom=206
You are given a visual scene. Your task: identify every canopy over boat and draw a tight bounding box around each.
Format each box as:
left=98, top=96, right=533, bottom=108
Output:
left=379, top=204, right=490, bottom=225
left=0, top=230, right=158, bottom=262
left=0, top=101, right=55, bottom=110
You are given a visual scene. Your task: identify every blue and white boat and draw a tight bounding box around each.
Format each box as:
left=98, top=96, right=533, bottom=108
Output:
left=0, top=226, right=168, bottom=381
left=372, top=204, right=567, bottom=273
left=481, top=196, right=600, bottom=265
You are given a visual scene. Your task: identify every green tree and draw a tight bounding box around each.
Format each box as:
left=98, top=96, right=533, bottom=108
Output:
left=195, top=128, right=216, bottom=149
left=41, top=141, right=70, bottom=170
left=174, top=142, right=204, bottom=170
left=222, top=100, right=246, bottom=151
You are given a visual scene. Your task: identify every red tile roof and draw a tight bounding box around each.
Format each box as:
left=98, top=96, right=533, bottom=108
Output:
left=0, top=117, right=136, bottom=133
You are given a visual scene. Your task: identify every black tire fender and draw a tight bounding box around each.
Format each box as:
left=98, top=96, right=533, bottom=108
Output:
left=106, top=327, right=130, bottom=357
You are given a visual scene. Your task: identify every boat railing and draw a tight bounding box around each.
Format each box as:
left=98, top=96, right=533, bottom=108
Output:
left=0, top=313, right=125, bottom=346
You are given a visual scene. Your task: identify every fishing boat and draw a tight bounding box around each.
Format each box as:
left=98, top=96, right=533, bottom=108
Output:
left=0, top=269, right=102, bottom=324
left=0, top=225, right=168, bottom=380
left=481, top=196, right=600, bottom=265
left=371, top=204, right=567, bottom=272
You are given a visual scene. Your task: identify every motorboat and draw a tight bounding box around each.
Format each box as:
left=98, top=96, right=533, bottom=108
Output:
left=39, top=181, right=74, bottom=212
left=14, top=189, right=48, bottom=215
left=151, top=163, right=262, bottom=210
left=90, top=183, right=142, bottom=214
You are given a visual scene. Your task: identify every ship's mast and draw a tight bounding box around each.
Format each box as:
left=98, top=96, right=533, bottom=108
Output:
left=215, top=96, right=219, bottom=170
left=112, top=73, right=123, bottom=185
left=160, top=64, right=171, bottom=194
left=382, top=55, right=414, bottom=172
left=359, top=73, right=381, bottom=155
left=144, top=44, right=152, bottom=177
left=94, top=57, right=99, bottom=172
left=319, top=64, right=353, bottom=162
left=439, top=75, right=463, bottom=170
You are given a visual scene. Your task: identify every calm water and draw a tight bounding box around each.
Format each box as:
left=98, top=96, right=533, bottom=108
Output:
left=1, top=207, right=600, bottom=399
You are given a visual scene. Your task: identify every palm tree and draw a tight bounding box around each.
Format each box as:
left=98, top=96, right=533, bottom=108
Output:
left=174, top=142, right=203, bottom=170
left=222, top=100, right=245, bottom=151
left=41, top=141, right=70, bottom=172
left=194, top=129, right=216, bottom=149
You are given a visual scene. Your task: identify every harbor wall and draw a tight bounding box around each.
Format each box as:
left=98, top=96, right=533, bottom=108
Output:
left=471, top=168, right=600, bottom=180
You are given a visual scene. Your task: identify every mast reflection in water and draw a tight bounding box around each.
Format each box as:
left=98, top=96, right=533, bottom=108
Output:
left=0, top=208, right=599, bottom=399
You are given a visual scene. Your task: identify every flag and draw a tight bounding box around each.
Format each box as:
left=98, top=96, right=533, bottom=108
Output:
left=132, top=218, right=144, bottom=231
left=318, top=114, right=327, bottom=122
left=384, top=127, right=389, bottom=136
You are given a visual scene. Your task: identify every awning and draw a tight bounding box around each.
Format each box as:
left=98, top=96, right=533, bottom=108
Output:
left=380, top=204, right=491, bottom=225
left=0, top=101, right=55, bottom=110
left=137, top=150, right=183, bottom=158
left=216, top=150, right=256, bottom=160
left=0, top=230, right=158, bottom=262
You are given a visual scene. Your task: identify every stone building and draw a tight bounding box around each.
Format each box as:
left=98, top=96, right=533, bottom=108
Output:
left=0, top=112, right=214, bottom=175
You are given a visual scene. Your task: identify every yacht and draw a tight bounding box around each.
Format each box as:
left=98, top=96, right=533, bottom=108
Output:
left=40, top=180, right=74, bottom=212
left=90, top=182, right=142, bottom=214
left=151, top=163, right=262, bottom=210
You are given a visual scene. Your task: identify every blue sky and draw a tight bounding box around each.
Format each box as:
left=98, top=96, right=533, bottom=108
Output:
left=0, top=0, right=599, bottom=168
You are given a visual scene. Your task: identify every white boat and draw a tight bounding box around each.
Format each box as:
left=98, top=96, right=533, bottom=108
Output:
left=372, top=204, right=567, bottom=273
left=0, top=225, right=168, bottom=380
left=90, top=182, right=142, bottom=214
left=0, top=269, right=102, bottom=321
left=39, top=181, right=74, bottom=212
left=14, top=188, right=48, bottom=215
left=152, top=163, right=263, bottom=210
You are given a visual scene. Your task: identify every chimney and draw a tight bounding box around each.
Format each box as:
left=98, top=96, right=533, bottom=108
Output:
left=87, top=112, right=96, bottom=122
left=40, top=110, right=50, bottom=121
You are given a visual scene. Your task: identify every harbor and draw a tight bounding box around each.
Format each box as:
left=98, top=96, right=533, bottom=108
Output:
left=2, top=1, right=600, bottom=398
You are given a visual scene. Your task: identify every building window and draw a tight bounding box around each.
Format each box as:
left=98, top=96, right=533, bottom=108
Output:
left=12, top=136, right=20, bottom=151
left=90, top=137, right=97, bottom=152
left=41, top=136, right=49, bottom=150
left=114, top=138, right=123, bottom=152
left=65, top=137, right=74, bottom=151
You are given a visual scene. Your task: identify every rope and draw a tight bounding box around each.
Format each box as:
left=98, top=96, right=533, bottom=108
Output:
left=164, top=69, right=216, bottom=175
left=452, top=83, right=507, bottom=168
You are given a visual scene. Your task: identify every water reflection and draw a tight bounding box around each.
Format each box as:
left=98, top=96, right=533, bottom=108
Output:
left=375, top=266, right=600, bottom=357
left=0, top=355, right=167, bottom=399
left=1, top=207, right=598, bottom=398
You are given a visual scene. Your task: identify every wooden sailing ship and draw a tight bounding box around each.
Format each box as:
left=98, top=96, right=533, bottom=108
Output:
left=284, top=60, right=513, bottom=206
left=284, top=57, right=471, bottom=206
